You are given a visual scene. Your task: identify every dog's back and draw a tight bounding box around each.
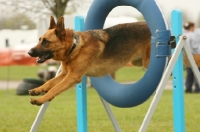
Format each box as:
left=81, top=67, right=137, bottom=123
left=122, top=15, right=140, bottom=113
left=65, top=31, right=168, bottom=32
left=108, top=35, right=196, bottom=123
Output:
left=85, top=22, right=151, bottom=76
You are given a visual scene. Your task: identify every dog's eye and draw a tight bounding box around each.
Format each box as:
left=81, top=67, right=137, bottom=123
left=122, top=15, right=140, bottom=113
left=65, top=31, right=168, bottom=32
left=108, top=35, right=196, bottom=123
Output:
left=42, top=39, right=50, bottom=46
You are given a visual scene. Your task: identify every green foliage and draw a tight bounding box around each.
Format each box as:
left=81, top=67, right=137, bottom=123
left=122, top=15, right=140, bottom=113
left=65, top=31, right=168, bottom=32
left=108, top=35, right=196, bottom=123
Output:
left=0, top=13, right=36, bottom=30
left=0, top=89, right=199, bottom=132
left=42, top=0, right=70, bottom=19
left=0, top=0, right=80, bottom=23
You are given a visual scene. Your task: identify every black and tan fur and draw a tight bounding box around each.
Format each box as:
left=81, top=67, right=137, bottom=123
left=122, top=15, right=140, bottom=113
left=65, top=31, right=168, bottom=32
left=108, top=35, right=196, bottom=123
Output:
left=28, top=16, right=151, bottom=105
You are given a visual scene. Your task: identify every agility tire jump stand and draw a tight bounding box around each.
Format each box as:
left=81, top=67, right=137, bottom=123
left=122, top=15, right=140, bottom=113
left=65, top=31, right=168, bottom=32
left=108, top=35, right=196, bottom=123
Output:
left=30, top=0, right=200, bottom=132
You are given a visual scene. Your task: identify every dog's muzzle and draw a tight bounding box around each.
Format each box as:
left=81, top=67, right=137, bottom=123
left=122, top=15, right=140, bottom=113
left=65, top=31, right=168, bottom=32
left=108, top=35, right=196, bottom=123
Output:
left=28, top=48, right=53, bottom=63
left=28, top=48, right=39, bottom=57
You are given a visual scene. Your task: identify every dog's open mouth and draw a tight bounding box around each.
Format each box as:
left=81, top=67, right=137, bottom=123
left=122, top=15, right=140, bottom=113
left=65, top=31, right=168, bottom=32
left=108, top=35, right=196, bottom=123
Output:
left=37, top=51, right=53, bottom=63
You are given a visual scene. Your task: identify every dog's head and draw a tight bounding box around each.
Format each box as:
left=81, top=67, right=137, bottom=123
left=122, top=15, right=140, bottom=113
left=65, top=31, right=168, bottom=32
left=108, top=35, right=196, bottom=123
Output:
left=28, top=16, right=72, bottom=63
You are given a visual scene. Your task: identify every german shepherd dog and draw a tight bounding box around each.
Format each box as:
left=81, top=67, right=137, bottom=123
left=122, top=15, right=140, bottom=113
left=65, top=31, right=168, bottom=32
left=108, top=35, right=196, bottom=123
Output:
left=28, top=16, right=151, bottom=106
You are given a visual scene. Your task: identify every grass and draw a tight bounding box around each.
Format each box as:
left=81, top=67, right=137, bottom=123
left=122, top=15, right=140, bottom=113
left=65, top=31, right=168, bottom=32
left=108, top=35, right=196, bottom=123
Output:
left=0, top=89, right=200, bottom=132
left=0, top=65, right=146, bottom=81
left=0, top=65, right=186, bottom=82
left=0, top=65, right=191, bottom=131
left=115, top=66, right=146, bottom=82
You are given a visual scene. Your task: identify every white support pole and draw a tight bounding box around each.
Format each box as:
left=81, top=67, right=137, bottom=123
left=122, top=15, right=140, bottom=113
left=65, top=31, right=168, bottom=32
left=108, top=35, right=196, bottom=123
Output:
left=100, top=97, right=122, bottom=132
left=30, top=65, right=62, bottom=132
left=139, top=36, right=185, bottom=132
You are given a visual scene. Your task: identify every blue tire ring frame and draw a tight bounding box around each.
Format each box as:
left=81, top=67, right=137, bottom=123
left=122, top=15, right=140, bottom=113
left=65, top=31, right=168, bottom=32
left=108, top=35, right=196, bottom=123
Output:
left=85, top=0, right=171, bottom=107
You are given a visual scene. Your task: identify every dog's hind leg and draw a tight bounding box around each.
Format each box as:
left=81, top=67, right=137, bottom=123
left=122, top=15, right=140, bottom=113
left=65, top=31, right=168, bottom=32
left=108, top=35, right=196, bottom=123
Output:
left=29, top=72, right=66, bottom=96
left=142, top=45, right=151, bottom=68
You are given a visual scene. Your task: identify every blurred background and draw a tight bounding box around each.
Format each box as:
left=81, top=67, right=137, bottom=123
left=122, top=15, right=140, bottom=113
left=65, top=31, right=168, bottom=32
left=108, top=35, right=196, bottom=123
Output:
left=1, top=1, right=200, bottom=131
left=1, top=0, right=200, bottom=48
left=0, top=0, right=200, bottom=93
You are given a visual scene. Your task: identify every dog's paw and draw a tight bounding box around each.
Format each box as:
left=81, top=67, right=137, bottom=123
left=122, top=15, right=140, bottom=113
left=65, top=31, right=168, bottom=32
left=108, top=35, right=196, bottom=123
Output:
left=29, top=89, right=41, bottom=96
left=30, top=98, right=43, bottom=106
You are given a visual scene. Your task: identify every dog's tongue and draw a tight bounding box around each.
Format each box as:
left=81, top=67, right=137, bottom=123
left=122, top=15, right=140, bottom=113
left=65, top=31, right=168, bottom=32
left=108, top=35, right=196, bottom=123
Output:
left=37, top=56, right=46, bottom=63
left=36, top=54, right=50, bottom=63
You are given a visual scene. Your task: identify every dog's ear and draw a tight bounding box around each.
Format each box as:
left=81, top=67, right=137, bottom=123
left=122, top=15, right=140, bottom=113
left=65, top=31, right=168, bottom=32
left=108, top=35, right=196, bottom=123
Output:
left=55, top=17, right=66, bottom=40
left=49, top=16, right=56, bottom=29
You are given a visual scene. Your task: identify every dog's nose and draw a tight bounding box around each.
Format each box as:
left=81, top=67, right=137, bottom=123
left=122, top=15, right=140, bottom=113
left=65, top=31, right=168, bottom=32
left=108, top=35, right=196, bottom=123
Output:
left=28, top=48, right=38, bottom=57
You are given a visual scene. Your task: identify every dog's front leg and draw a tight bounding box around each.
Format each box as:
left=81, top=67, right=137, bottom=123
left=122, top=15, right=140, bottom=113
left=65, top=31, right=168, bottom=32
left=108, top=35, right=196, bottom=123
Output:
left=30, top=72, right=82, bottom=105
left=29, top=72, right=66, bottom=96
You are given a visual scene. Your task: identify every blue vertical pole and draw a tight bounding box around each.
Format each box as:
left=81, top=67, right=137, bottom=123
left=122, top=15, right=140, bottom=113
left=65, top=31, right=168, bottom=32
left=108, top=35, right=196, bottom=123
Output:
left=75, top=16, right=88, bottom=132
left=171, top=9, right=185, bottom=132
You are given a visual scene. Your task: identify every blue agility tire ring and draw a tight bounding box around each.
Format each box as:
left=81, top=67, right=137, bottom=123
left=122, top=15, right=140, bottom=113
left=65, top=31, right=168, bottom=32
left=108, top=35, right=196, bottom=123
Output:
left=85, top=0, right=170, bottom=107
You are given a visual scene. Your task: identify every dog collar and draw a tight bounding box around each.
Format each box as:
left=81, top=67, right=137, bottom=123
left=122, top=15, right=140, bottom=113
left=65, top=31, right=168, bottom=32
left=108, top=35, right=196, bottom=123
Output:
left=67, top=39, right=76, bottom=57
